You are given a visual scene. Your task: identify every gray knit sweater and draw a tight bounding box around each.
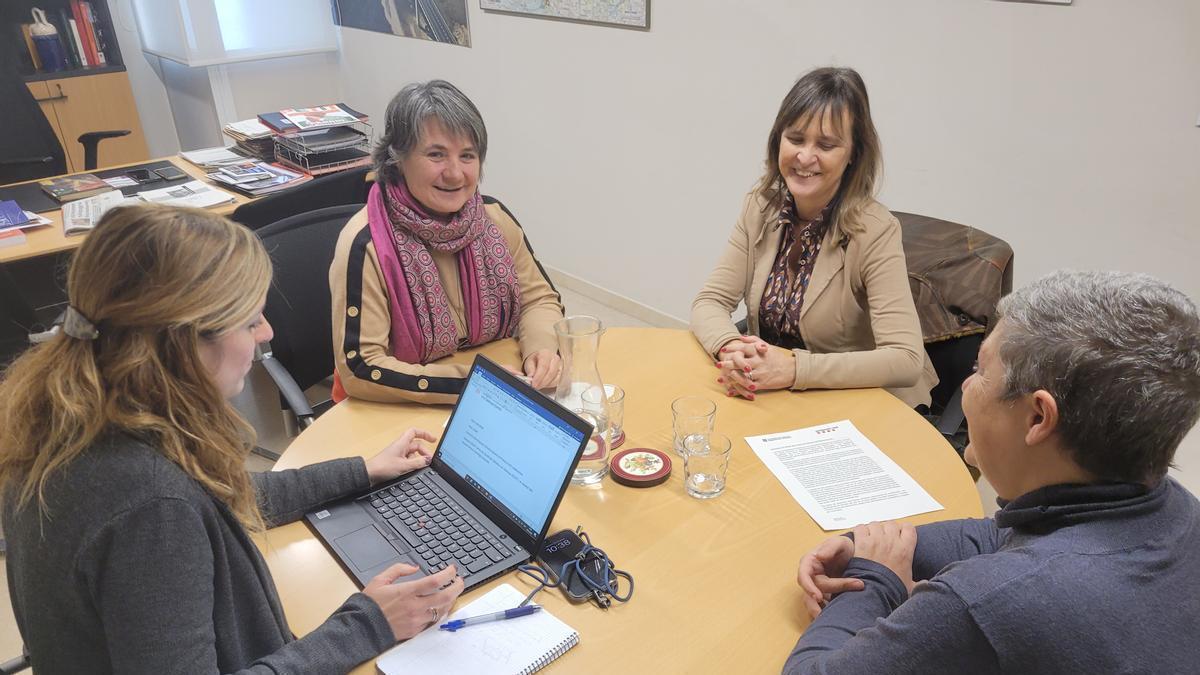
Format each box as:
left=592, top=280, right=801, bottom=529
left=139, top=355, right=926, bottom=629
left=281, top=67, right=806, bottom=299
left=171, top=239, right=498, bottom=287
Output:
left=783, top=477, right=1200, bottom=674
left=3, top=434, right=396, bottom=674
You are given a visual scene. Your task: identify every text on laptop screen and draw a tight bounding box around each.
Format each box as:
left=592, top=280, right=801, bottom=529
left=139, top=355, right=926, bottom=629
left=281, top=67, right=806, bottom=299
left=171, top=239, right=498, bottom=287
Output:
left=438, top=366, right=584, bottom=538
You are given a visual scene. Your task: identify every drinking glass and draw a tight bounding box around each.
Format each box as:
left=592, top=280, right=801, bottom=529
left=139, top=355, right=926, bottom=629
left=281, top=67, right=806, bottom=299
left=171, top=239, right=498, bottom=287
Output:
left=672, top=396, right=716, bottom=457
left=682, top=433, right=732, bottom=499
left=583, top=384, right=625, bottom=449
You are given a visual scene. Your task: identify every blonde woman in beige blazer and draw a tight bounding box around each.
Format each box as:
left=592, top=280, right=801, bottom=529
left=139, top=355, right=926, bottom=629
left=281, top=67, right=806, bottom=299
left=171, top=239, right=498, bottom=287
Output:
left=691, top=67, right=937, bottom=408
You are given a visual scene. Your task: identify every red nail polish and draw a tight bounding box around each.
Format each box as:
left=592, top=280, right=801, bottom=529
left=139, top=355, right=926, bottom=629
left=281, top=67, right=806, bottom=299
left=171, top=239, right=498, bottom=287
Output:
left=749, top=394, right=756, bottom=400
left=749, top=384, right=757, bottom=391
left=744, top=367, right=751, bottom=373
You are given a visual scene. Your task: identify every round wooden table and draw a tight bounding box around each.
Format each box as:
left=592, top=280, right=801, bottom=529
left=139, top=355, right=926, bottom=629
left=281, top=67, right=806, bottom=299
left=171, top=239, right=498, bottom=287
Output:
left=255, top=328, right=982, bottom=673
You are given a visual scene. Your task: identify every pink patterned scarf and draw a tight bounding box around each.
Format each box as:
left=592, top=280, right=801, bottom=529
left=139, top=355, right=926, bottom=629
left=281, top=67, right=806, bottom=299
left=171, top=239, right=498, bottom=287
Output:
left=366, top=180, right=520, bottom=364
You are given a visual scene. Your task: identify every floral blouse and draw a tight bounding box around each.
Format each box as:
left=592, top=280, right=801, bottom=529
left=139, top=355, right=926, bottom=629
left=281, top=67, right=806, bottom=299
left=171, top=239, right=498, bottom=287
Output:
left=758, top=194, right=830, bottom=350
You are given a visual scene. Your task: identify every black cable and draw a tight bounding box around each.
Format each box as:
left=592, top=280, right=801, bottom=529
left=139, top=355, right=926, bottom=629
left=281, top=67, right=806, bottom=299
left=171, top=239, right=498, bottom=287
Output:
left=515, top=528, right=633, bottom=609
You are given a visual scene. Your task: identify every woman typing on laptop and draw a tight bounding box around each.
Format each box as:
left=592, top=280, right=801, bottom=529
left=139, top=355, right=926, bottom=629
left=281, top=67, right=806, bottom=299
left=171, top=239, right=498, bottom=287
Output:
left=0, top=204, right=462, bottom=674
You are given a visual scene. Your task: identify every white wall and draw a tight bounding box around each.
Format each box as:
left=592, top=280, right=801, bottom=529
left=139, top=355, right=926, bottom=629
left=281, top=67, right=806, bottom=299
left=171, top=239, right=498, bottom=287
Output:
left=333, top=0, right=1200, bottom=490
left=106, top=0, right=179, bottom=157
left=223, top=52, right=343, bottom=123
left=107, top=0, right=343, bottom=153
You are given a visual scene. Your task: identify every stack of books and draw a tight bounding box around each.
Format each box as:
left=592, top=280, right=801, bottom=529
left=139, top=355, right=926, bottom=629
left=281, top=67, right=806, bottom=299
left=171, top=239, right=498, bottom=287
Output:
left=258, top=104, right=373, bottom=176
left=205, top=161, right=312, bottom=197
left=0, top=200, right=52, bottom=248
left=222, top=120, right=276, bottom=162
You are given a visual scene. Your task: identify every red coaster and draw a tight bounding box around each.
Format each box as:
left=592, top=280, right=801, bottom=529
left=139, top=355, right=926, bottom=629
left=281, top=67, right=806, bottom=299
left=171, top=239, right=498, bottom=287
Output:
left=609, top=447, right=672, bottom=487
left=580, top=434, right=607, bottom=462
left=610, top=429, right=626, bottom=451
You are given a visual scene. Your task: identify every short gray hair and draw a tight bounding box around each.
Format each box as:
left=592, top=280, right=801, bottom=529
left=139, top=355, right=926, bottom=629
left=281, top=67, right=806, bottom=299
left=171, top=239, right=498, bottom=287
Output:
left=372, top=80, right=488, bottom=185
left=995, top=270, right=1200, bottom=483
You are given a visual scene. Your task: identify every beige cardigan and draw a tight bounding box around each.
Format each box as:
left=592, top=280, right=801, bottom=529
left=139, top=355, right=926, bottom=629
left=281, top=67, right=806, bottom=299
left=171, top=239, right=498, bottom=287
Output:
left=691, top=191, right=937, bottom=408
left=330, top=197, right=564, bottom=404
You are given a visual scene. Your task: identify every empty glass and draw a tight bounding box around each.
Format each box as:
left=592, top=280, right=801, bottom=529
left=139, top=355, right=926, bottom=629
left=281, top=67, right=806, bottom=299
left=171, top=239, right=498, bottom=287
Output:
left=583, top=384, right=625, bottom=449
left=682, top=433, right=732, bottom=499
left=672, top=396, right=716, bottom=457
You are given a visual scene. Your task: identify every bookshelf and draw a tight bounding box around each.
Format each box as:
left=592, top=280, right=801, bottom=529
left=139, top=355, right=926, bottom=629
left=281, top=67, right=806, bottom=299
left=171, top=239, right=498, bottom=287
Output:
left=4, top=0, right=149, bottom=172
left=4, top=0, right=124, bottom=81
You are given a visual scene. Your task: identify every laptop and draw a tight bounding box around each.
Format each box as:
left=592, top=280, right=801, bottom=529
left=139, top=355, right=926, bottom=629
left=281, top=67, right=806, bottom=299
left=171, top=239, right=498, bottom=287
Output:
left=305, top=355, right=591, bottom=590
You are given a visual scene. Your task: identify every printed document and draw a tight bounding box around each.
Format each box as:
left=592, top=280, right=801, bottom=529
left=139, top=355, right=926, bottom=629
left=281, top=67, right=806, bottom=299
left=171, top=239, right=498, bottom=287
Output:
left=746, top=420, right=942, bottom=530
left=136, top=181, right=235, bottom=209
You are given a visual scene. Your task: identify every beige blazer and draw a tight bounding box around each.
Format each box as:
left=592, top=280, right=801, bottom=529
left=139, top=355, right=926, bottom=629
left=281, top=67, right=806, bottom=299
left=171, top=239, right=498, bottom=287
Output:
left=691, top=191, right=937, bottom=408
left=330, top=198, right=564, bottom=404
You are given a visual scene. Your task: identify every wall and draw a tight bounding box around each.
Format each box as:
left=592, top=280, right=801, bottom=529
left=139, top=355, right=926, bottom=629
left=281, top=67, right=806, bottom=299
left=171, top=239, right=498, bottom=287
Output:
left=334, top=0, right=1200, bottom=490
left=106, top=0, right=179, bottom=157
left=106, top=0, right=343, bottom=152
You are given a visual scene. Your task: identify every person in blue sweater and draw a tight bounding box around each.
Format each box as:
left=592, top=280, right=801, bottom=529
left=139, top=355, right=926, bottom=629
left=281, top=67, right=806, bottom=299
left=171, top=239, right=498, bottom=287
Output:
left=786, top=269, right=1200, bottom=674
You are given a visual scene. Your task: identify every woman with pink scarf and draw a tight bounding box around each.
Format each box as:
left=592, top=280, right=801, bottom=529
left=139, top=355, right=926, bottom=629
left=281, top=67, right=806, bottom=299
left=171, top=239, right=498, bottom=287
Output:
left=330, top=80, right=564, bottom=404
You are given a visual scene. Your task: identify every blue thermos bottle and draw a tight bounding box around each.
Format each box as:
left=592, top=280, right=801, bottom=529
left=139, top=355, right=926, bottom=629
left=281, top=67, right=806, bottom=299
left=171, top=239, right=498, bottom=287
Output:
left=30, top=8, right=69, bottom=73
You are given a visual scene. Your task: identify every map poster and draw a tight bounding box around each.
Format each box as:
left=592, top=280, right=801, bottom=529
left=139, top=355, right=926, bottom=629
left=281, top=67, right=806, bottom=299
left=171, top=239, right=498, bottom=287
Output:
left=480, top=0, right=649, bottom=29
left=332, top=0, right=472, bottom=47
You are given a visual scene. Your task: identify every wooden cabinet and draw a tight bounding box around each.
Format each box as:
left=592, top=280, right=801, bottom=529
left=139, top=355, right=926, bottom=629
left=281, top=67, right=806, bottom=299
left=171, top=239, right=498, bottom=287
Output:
left=25, top=71, right=149, bottom=173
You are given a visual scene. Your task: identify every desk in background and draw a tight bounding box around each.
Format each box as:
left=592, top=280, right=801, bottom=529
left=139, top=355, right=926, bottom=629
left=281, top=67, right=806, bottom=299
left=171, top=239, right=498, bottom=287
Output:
left=258, top=328, right=983, bottom=674
left=0, top=157, right=252, bottom=264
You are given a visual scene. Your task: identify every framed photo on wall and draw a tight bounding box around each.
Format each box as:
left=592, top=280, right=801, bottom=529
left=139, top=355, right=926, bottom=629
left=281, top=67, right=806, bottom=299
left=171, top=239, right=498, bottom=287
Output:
left=332, top=0, right=473, bottom=47
left=480, top=0, right=650, bottom=30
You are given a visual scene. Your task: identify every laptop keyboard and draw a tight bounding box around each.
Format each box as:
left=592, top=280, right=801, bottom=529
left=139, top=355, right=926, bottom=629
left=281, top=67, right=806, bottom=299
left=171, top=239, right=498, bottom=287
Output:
left=367, top=473, right=512, bottom=576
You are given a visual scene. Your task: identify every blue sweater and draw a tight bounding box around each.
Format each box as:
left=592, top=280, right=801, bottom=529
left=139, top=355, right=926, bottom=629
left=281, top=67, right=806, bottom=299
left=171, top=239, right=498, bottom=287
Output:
left=783, top=477, right=1200, bottom=674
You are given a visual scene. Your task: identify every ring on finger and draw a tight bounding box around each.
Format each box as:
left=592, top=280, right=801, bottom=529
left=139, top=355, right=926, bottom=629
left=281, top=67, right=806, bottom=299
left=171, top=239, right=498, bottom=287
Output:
left=427, top=606, right=439, bottom=620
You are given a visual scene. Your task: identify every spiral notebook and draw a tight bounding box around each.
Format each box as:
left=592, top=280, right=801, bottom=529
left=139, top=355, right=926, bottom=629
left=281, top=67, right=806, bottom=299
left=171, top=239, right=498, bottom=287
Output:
left=376, top=584, right=579, bottom=675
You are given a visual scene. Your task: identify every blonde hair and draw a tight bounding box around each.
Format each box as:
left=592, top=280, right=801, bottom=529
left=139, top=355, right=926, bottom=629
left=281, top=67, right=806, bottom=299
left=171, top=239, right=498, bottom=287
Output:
left=756, top=67, right=882, bottom=238
left=0, top=204, right=272, bottom=530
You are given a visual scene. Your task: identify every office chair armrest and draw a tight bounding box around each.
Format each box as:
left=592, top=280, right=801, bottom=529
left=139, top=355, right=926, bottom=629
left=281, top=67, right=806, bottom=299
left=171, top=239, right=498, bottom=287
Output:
left=0, top=651, right=30, bottom=674
left=78, top=130, right=132, bottom=171
left=78, top=130, right=131, bottom=143
left=936, top=387, right=967, bottom=440
left=255, top=346, right=315, bottom=426
left=0, top=156, right=55, bottom=167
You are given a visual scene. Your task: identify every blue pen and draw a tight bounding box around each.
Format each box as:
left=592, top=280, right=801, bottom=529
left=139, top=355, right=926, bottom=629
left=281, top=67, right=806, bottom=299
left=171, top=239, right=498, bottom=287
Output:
left=439, top=605, right=541, bottom=632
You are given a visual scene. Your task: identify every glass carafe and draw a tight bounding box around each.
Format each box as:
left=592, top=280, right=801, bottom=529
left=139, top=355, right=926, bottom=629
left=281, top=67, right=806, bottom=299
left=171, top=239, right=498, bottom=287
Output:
left=554, top=315, right=611, bottom=484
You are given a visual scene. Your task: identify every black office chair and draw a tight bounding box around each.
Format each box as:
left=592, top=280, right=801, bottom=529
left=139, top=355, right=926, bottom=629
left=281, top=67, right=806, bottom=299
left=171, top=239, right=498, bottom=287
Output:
left=896, top=211, right=1014, bottom=454
left=231, top=166, right=372, bottom=231
left=254, top=204, right=361, bottom=444
left=0, top=58, right=128, bottom=184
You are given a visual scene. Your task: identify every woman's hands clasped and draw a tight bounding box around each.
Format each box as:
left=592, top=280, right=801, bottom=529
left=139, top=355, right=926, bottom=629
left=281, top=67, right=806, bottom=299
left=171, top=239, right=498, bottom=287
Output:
left=365, top=428, right=437, bottom=485
left=362, top=563, right=464, bottom=640
left=716, top=336, right=796, bottom=399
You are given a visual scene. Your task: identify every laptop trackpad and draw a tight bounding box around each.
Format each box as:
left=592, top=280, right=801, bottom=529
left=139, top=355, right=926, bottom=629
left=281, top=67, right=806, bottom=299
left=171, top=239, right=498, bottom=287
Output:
left=336, top=525, right=403, bottom=572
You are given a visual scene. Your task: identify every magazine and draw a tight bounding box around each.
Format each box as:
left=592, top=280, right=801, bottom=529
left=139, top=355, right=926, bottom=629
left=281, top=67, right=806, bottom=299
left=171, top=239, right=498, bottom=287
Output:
left=136, top=181, right=236, bottom=209
left=279, top=105, right=360, bottom=131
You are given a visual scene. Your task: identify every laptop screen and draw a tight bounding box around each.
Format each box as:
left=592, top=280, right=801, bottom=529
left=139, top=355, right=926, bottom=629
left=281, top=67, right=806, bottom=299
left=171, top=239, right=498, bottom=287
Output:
left=437, top=363, right=586, bottom=539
